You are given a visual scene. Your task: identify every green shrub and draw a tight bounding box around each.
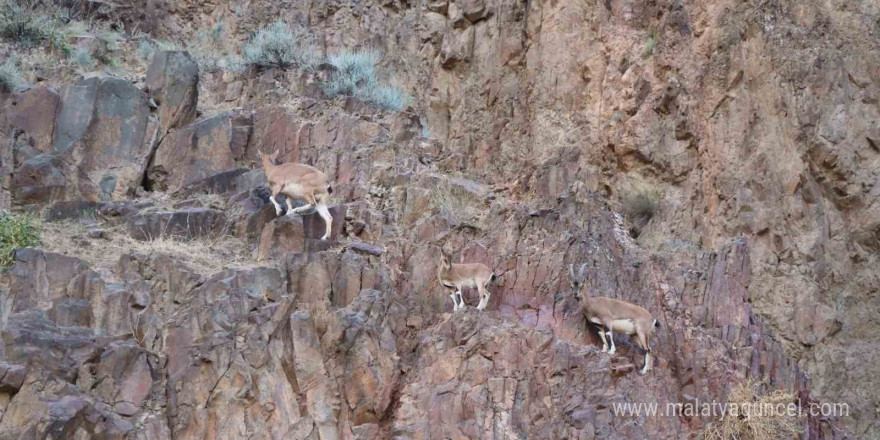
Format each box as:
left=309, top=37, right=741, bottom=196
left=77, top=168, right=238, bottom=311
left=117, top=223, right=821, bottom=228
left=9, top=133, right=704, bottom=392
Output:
left=0, top=1, right=53, bottom=46
left=0, top=211, right=40, bottom=267
left=361, top=83, right=411, bottom=111
left=50, top=20, right=87, bottom=56
left=221, top=54, right=246, bottom=73
left=323, top=50, right=379, bottom=95
left=138, top=39, right=153, bottom=59
left=322, top=50, right=411, bottom=111
left=73, top=45, right=92, bottom=67
left=210, top=21, right=224, bottom=44
left=0, top=56, right=24, bottom=91
left=97, top=29, right=121, bottom=51
left=242, top=21, right=319, bottom=70
left=642, top=34, right=656, bottom=59
left=156, top=40, right=177, bottom=51
left=187, top=24, right=227, bottom=73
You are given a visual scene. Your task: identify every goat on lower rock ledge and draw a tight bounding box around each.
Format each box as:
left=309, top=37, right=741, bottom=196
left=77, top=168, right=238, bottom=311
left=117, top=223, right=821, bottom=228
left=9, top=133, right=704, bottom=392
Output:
left=569, top=263, right=661, bottom=375
left=438, top=249, right=496, bottom=312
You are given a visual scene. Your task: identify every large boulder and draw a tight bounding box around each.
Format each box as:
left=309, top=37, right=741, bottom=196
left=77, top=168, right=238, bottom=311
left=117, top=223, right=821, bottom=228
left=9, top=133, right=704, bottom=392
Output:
left=145, top=51, right=199, bottom=138
left=256, top=205, right=346, bottom=260
left=245, top=106, right=309, bottom=163
left=53, top=77, right=159, bottom=201
left=5, top=249, right=94, bottom=315
left=4, top=86, right=61, bottom=155
left=148, top=110, right=253, bottom=192
left=126, top=208, right=227, bottom=241
left=5, top=78, right=159, bottom=205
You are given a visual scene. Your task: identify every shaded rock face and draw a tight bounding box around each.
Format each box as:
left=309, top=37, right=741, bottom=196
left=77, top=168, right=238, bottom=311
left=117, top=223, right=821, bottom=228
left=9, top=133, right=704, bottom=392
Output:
left=0, top=196, right=845, bottom=440
left=126, top=208, right=227, bottom=241
left=2, top=78, right=159, bottom=205
left=163, top=0, right=876, bottom=435
left=0, top=0, right=874, bottom=437
left=145, top=50, right=200, bottom=138
left=148, top=110, right=253, bottom=192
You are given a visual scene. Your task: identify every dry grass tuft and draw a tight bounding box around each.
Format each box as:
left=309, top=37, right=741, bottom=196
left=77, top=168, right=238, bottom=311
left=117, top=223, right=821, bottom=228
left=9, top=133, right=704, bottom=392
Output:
left=430, top=181, right=486, bottom=230
left=622, top=187, right=661, bottom=238
left=40, top=220, right=253, bottom=276
left=702, top=380, right=803, bottom=440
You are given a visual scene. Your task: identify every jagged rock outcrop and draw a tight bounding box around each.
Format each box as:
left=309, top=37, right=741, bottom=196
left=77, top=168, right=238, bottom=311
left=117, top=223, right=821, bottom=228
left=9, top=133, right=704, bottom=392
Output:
left=145, top=50, right=200, bottom=139
left=2, top=0, right=875, bottom=436
left=148, top=109, right=253, bottom=192
left=180, top=0, right=878, bottom=435
left=2, top=78, right=159, bottom=205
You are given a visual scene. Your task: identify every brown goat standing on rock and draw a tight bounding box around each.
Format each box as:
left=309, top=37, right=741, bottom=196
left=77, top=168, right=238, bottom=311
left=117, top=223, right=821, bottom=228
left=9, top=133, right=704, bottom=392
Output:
left=569, top=263, right=660, bottom=375
left=260, top=149, right=334, bottom=240
left=438, top=250, right=496, bottom=311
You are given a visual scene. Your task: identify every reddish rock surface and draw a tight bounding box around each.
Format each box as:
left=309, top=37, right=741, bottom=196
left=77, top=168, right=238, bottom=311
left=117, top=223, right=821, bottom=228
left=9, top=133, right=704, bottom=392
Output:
left=1, top=0, right=875, bottom=437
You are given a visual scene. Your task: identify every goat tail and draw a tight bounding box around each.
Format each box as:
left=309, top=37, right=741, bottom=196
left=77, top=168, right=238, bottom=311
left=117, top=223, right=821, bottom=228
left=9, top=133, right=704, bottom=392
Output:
left=654, top=319, right=661, bottom=329
left=327, top=184, right=334, bottom=195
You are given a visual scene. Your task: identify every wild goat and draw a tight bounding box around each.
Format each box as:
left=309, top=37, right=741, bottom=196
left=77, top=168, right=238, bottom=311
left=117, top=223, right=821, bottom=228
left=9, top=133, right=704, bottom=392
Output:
left=569, top=263, right=660, bottom=375
left=437, top=250, right=496, bottom=311
left=260, top=149, right=334, bottom=240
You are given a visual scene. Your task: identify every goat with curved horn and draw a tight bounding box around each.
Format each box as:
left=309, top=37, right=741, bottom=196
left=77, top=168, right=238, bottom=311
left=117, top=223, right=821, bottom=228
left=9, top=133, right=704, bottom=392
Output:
left=570, top=262, right=661, bottom=375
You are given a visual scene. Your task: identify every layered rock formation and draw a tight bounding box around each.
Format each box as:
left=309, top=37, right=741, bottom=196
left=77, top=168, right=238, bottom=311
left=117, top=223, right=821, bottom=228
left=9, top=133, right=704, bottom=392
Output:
left=1, top=0, right=876, bottom=437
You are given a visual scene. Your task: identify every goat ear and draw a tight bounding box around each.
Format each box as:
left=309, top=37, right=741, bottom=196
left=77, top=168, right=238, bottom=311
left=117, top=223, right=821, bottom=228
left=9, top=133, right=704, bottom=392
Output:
left=578, top=263, right=587, bottom=281
left=568, top=263, right=577, bottom=287
left=271, top=149, right=280, bottom=159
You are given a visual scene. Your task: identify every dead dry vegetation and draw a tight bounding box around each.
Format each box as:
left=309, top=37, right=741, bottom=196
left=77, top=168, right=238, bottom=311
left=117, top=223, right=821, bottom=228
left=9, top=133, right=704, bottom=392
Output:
left=429, top=180, right=487, bottom=230
left=701, top=380, right=804, bottom=440
left=39, top=219, right=254, bottom=276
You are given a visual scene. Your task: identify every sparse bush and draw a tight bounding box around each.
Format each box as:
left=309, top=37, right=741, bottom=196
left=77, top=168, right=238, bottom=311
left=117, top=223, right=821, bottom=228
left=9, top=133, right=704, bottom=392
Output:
left=220, top=54, right=246, bottom=73
left=103, top=55, right=119, bottom=69
left=323, top=50, right=379, bottom=95
left=210, top=21, right=224, bottom=44
left=97, top=28, right=121, bottom=51
left=156, top=40, right=177, bottom=51
left=242, top=20, right=319, bottom=70
left=51, top=20, right=86, bottom=55
left=361, top=83, right=410, bottom=111
left=0, top=56, right=24, bottom=91
left=642, top=34, right=656, bottom=59
left=622, top=188, right=660, bottom=238
left=0, top=1, right=54, bottom=46
left=73, top=45, right=92, bottom=67
left=0, top=211, right=40, bottom=267
left=322, top=50, right=411, bottom=111
left=429, top=180, right=486, bottom=229
left=186, top=23, right=228, bottom=73
left=702, top=380, right=803, bottom=440
left=138, top=39, right=153, bottom=59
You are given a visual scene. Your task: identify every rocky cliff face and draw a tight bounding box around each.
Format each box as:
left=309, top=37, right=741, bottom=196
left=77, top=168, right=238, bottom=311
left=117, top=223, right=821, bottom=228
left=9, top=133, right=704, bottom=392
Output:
left=1, top=0, right=877, bottom=438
